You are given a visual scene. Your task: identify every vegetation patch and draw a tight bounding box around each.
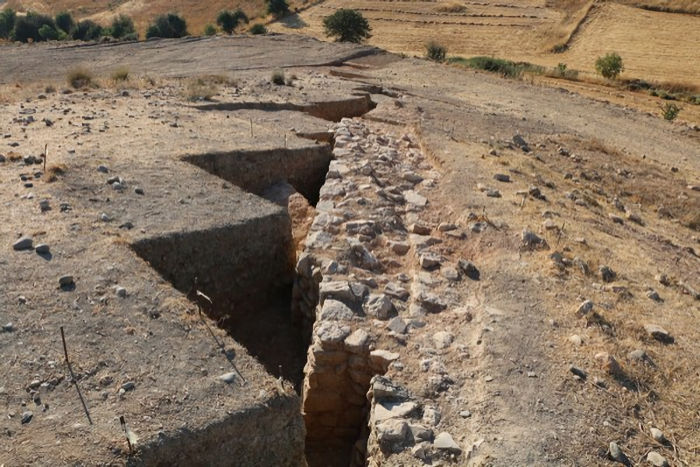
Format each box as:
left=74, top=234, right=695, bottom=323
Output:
left=146, top=13, right=188, bottom=39
left=425, top=42, right=447, bottom=62
left=323, top=9, right=371, bottom=43
left=67, top=68, right=95, bottom=89
left=595, top=52, right=624, bottom=79
left=449, top=56, right=544, bottom=78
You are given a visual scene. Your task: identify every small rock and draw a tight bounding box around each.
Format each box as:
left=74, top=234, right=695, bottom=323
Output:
left=650, top=427, right=666, bottom=444
left=218, top=372, right=238, bottom=384
left=608, top=441, right=629, bottom=465
left=387, top=317, right=407, bottom=334
left=120, top=381, right=135, bottom=391
left=644, top=324, right=673, bottom=343
left=12, top=236, right=33, bottom=251
left=569, top=365, right=587, bottom=380
left=485, top=188, right=501, bottom=198
left=410, top=223, right=431, bottom=235
left=656, top=274, right=670, bottom=286
left=646, top=289, right=661, bottom=301
left=366, top=294, right=395, bottom=320
left=595, top=352, right=623, bottom=376
left=574, top=300, right=594, bottom=317
left=646, top=451, right=669, bottom=467
left=1, top=323, right=13, bottom=332
left=58, top=275, right=74, bottom=288
left=459, top=410, right=471, bottom=418
left=627, top=349, right=649, bottom=363
left=115, top=286, right=127, bottom=298
left=419, top=252, right=442, bottom=270
left=21, top=411, right=33, bottom=424
left=134, top=187, right=144, bottom=195
left=457, top=259, right=480, bottom=280
left=609, top=213, right=624, bottom=224
left=434, top=432, right=461, bottom=454
left=493, top=173, right=511, bottom=182
left=422, top=407, right=441, bottom=426
left=99, top=213, right=111, bottom=222
left=384, top=282, right=409, bottom=301
left=39, top=199, right=51, bottom=212
left=513, top=134, right=530, bottom=152
left=432, top=331, right=454, bottom=349
left=35, top=244, right=50, bottom=255
left=370, top=350, right=400, bottom=369
left=390, top=241, right=410, bottom=255
left=599, top=266, right=616, bottom=283
left=521, top=230, right=548, bottom=250
left=97, top=165, right=109, bottom=173
left=569, top=334, right=583, bottom=346
left=437, top=222, right=456, bottom=232
left=344, top=329, right=370, bottom=353
left=441, top=267, right=460, bottom=281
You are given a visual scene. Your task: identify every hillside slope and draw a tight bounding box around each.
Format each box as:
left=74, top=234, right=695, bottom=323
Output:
left=2, top=0, right=290, bottom=36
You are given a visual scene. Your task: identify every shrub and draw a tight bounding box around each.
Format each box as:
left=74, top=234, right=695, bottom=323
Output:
left=425, top=42, right=446, bottom=62
left=146, top=13, right=188, bottom=39
left=271, top=70, right=285, bottom=85
left=551, top=62, right=579, bottom=79
left=12, top=12, right=56, bottom=42
left=55, top=11, right=75, bottom=34
left=660, top=102, right=681, bottom=121
left=217, top=9, right=248, bottom=34
left=111, top=14, right=136, bottom=39
left=595, top=52, right=623, bottom=79
left=0, top=8, right=16, bottom=39
left=449, top=56, right=542, bottom=79
left=185, top=77, right=218, bottom=101
left=71, top=20, right=103, bottom=41
left=267, top=0, right=290, bottom=18
left=323, top=9, right=371, bottom=43
left=249, top=23, right=267, bottom=35
left=111, top=67, right=129, bottom=82
left=38, top=24, right=59, bottom=41
left=67, top=68, right=94, bottom=89
left=204, top=24, right=216, bottom=36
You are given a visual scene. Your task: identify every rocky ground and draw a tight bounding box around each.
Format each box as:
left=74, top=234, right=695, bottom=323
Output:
left=1, top=36, right=698, bottom=466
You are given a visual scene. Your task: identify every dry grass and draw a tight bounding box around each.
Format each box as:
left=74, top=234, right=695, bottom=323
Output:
left=67, top=67, right=96, bottom=89
left=111, top=67, right=130, bottom=82
left=184, top=77, right=222, bottom=102
left=46, top=163, right=68, bottom=183
left=435, top=1, right=467, bottom=13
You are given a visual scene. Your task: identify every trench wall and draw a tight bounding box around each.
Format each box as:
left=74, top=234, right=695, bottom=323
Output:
left=131, top=393, right=305, bottom=467
left=183, top=146, right=332, bottom=204
left=131, top=212, right=294, bottom=316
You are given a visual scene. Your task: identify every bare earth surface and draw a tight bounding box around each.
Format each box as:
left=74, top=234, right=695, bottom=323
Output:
left=1, top=35, right=698, bottom=466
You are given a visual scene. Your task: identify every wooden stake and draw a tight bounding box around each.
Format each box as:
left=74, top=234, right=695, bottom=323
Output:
left=60, top=326, right=93, bottom=425
left=43, top=143, right=47, bottom=173
left=120, top=415, right=134, bottom=454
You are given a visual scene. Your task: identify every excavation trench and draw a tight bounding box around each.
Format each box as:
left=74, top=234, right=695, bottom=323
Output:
left=132, top=102, right=379, bottom=464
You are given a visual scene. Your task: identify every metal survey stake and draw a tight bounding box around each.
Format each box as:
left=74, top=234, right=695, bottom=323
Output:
left=60, top=326, right=93, bottom=425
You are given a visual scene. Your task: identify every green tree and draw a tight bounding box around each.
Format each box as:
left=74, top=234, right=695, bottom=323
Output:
left=204, top=24, right=217, bottom=36
left=323, top=9, right=371, bottom=43
left=0, top=8, right=16, bottom=39
left=595, top=52, right=624, bottom=79
left=71, top=20, right=103, bottom=41
left=146, top=13, right=188, bottom=39
left=217, top=9, right=248, bottom=34
left=267, top=0, right=289, bottom=18
left=249, top=23, right=267, bottom=35
left=110, top=14, right=136, bottom=39
left=12, top=12, right=56, bottom=42
left=38, top=24, right=59, bottom=40
left=55, top=11, right=75, bottom=34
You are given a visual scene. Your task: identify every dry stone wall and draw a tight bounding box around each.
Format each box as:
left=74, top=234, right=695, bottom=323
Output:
left=292, top=118, right=468, bottom=465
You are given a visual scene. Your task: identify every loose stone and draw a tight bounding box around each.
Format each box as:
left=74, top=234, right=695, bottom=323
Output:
left=12, top=236, right=33, bottom=251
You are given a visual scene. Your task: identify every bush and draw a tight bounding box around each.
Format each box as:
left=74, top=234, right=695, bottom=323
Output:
left=38, top=24, right=59, bottom=41
left=249, top=23, right=267, bottom=35
left=271, top=70, right=285, bottom=85
left=595, top=52, right=624, bottom=79
left=111, top=14, right=136, bottom=39
left=12, top=12, right=56, bottom=43
left=449, top=56, right=543, bottom=79
left=122, top=32, right=138, bottom=41
left=204, top=24, right=216, bottom=36
left=67, top=68, right=94, bottom=89
left=217, top=9, right=248, bottom=34
left=185, top=77, right=219, bottom=101
left=71, top=20, right=103, bottom=41
left=55, top=11, right=75, bottom=34
left=111, top=67, right=129, bottom=81
left=323, top=9, right=371, bottom=43
left=0, top=8, right=16, bottom=39
left=551, top=62, right=579, bottom=80
left=660, top=102, right=681, bottom=121
left=425, top=42, right=446, bottom=62
left=267, top=0, right=290, bottom=18
left=146, top=13, right=188, bottom=39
